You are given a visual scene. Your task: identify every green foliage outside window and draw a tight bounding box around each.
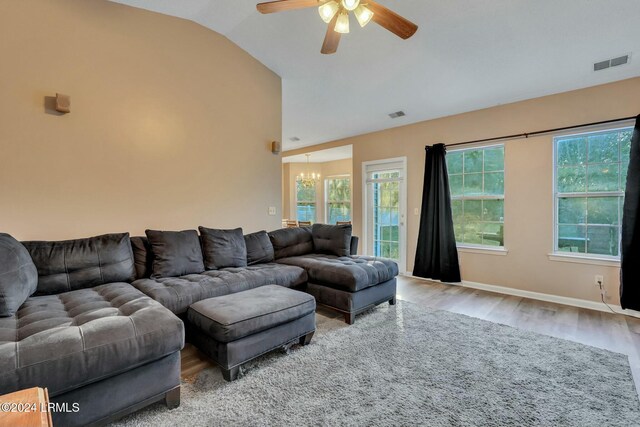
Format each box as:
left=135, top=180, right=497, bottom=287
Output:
left=555, top=128, right=632, bottom=257
left=447, top=145, right=505, bottom=247
left=372, top=171, right=401, bottom=260
left=296, top=181, right=316, bottom=223
left=326, top=177, right=351, bottom=224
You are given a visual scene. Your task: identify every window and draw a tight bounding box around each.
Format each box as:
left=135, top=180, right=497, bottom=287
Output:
left=371, top=171, right=401, bottom=260
left=296, top=181, right=316, bottom=223
left=446, top=145, right=505, bottom=248
left=326, top=176, right=351, bottom=224
left=554, top=127, right=633, bottom=258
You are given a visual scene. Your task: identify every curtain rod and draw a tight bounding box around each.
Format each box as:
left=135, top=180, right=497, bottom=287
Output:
left=445, top=115, right=638, bottom=148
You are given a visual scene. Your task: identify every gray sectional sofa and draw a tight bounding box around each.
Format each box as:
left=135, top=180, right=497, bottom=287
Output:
left=0, top=223, right=398, bottom=425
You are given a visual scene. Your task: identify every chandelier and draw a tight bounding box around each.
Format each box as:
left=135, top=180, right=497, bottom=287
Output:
left=318, top=0, right=374, bottom=34
left=297, top=154, right=320, bottom=189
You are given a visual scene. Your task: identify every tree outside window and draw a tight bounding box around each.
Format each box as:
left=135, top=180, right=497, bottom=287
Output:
left=296, top=181, right=316, bottom=223
left=447, top=145, right=505, bottom=248
left=326, top=176, right=351, bottom=224
left=554, top=127, right=632, bottom=257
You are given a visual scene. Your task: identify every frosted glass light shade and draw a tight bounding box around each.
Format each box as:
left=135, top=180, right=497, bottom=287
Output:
left=354, top=5, right=373, bottom=27
left=341, top=0, right=360, bottom=11
left=318, top=1, right=339, bottom=23
left=334, top=11, right=350, bottom=33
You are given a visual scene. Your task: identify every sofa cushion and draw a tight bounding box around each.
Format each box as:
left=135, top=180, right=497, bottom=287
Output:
left=0, top=282, right=184, bottom=397
left=268, top=227, right=314, bottom=259
left=146, top=230, right=204, bottom=278
left=130, top=236, right=153, bottom=279
left=199, top=227, right=247, bottom=269
left=312, top=223, right=352, bottom=257
left=0, top=234, right=37, bottom=317
left=188, top=285, right=315, bottom=343
left=22, top=233, right=135, bottom=296
left=277, top=254, right=399, bottom=292
left=132, top=264, right=307, bottom=314
left=244, top=231, right=274, bottom=265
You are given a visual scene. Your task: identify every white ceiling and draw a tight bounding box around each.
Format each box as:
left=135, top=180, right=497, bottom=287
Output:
left=282, top=145, right=352, bottom=163
left=111, top=0, right=640, bottom=150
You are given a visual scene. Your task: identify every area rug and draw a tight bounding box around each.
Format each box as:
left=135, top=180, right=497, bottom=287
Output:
left=113, top=301, right=640, bottom=426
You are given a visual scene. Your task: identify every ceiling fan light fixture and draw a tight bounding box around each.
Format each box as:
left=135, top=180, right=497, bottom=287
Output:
left=334, top=11, right=350, bottom=34
left=318, top=1, right=339, bottom=23
left=341, top=0, right=360, bottom=11
left=354, top=5, right=373, bottom=27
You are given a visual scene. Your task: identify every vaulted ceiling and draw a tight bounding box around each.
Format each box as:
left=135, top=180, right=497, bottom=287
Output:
left=111, top=0, right=640, bottom=150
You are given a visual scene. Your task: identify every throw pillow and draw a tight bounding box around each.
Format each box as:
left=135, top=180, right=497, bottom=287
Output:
left=199, top=227, right=248, bottom=269
left=146, top=230, right=204, bottom=278
left=0, top=233, right=38, bottom=317
left=244, top=231, right=275, bottom=265
left=312, top=223, right=352, bottom=257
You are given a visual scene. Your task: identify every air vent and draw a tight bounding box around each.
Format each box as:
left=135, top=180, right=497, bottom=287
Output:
left=389, top=111, right=406, bottom=119
left=289, top=137, right=300, bottom=142
left=611, top=55, right=629, bottom=67
left=594, top=54, right=630, bottom=71
left=594, top=60, right=610, bottom=71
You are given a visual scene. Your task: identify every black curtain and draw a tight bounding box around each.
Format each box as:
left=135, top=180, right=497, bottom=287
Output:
left=620, top=115, right=640, bottom=310
left=413, top=144, right=461, bottom=282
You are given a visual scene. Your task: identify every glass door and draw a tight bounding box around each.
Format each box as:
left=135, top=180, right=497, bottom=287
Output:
left=364, top=158, right=406, bottom=272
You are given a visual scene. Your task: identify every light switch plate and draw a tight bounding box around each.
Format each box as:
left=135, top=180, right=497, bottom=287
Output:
left=268, top=206, right=277, bottom=216
left=414, top=208, right=420, bottom=216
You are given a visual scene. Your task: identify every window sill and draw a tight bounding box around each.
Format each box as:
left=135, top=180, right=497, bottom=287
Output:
left=547, top=253, right=620, bottom=267
left=457, top=246, right=508, bottom=256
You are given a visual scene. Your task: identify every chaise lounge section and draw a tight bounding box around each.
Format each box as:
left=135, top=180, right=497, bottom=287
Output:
left=269, top=224, right=399, bottom=324
left=0, top=233, right=184, bottom=427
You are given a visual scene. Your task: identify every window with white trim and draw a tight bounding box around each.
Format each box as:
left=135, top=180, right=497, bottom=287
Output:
left=296, top=181, right=316, bottom=223
left=446, top=145, right=505, bottom=248
left=554, top=127, right=633, bottom=258
left=325, top=176, right=351, bottom=224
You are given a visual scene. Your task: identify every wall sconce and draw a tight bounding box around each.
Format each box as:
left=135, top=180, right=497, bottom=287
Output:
left=55, top=93, right=70, bottom=113
left=271, top=141, right=281, bottom=154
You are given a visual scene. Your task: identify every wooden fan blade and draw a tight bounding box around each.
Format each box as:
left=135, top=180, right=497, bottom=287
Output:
left=366, top=1, right=418, bottom=39
left=321, top=13, right=341, bottom=54
left=257, top=0, right=325, bottom=14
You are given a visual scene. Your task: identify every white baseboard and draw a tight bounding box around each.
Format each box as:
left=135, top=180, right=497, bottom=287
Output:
left=403, top=274, right=640, bottom=319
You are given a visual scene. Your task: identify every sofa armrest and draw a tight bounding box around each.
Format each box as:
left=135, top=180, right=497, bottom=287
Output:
left=350, top=236, right=359, bottom=256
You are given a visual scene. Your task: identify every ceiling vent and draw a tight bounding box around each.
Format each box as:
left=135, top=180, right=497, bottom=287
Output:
left=389, top=111, right=406, bottom=119
left=594, top=55, right=630, bottom=71
left=289, top=136, right=301, bottom=142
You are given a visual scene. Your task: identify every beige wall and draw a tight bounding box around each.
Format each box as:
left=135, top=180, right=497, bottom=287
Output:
left=0, top=0, right=282, bottom=240
left=284, top=78, right=640, bottom=305
left=283, top=159, right=353, bottom=223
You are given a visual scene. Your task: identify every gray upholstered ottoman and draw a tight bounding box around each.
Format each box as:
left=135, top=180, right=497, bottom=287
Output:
left=186, top=285, right=316, bottom=381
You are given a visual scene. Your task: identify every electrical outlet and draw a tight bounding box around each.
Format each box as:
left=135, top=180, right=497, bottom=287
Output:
left=594, top=275, right=604, bottom=287
left=268, top=206, right=276, bottom=216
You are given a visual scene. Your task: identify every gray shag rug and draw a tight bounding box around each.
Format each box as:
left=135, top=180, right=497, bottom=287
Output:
left=113, top=301, right=640, bottom=426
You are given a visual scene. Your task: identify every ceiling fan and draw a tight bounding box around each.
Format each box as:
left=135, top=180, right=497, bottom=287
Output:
left=256, top=0, right=418, bottom=54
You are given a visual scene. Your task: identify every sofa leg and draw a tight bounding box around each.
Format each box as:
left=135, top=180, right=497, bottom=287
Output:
left=344, top=312, right=355, bottom=325
left=164, top=386, right=180, bottom=409
left=299, top=331, right=314, bottom=346
left=222, top=366, right=240, bottom=382
left=389, top=296, right=397, bottom=305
